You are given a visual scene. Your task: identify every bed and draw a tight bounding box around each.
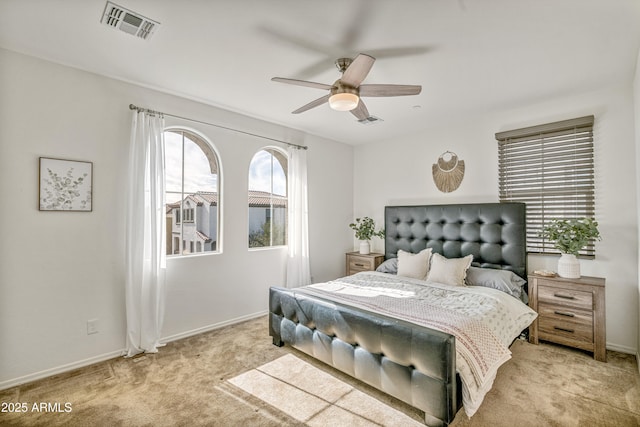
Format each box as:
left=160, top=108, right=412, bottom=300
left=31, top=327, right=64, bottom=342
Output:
left=269, top=202, right=536, bottom=426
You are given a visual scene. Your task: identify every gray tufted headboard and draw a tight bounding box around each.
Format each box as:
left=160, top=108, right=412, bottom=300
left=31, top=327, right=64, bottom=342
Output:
left=385, top=202, right=527, bottom=280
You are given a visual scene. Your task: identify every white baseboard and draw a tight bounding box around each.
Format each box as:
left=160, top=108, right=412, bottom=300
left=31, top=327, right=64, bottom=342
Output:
left=605, top=342, right=637, bottom=355
left=160, top=310, right=268, bottom=344
left=0, top=311, right=268, bottom=392
left=0, top=349, right=125, bottom=391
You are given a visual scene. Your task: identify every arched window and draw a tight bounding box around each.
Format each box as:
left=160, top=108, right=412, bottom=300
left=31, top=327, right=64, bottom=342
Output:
left=164, top=129, right=220, bottom=256
left=248, top=148, right=287, bottom=248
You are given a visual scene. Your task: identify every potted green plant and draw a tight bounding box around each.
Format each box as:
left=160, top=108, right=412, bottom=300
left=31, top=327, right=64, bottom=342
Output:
left=540, top=217, right=601, bottom=278
left=349, top=217, right=385, bottom=254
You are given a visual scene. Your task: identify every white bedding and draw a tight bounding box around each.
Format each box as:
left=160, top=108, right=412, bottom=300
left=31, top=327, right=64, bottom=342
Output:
left=295, top=271, right=537, bottom=417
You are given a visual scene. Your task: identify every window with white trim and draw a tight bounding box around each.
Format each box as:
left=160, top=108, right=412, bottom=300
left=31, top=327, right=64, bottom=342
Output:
left=248, top=148, right=287, bottom=248
left=165, top=129, right=220, bottom=256
left=496, top=115, right=596, bottom=256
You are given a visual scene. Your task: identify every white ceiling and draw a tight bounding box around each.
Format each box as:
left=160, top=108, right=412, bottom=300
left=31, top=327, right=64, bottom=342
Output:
left=1, top=0, right=639, bottom=145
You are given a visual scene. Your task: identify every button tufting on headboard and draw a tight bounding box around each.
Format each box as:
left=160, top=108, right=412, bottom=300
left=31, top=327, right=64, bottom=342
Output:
left=384, top=203, right=527, bottom=280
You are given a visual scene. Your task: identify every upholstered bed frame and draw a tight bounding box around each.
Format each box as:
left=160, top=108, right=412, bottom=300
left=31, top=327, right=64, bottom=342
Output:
left=269, top=202, right=526, bottom=426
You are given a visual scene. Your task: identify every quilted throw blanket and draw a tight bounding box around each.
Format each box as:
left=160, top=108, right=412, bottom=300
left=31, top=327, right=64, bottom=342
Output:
left=295, top=271, right=537, bottom=417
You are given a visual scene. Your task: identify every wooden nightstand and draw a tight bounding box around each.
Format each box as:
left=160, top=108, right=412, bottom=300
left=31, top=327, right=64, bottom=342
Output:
left=346, top=252, right=384, bottom=276
left=528, top=274, right=606, bottom=361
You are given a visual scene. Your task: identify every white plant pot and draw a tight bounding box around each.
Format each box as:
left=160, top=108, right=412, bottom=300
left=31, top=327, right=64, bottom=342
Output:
left=359, top=241, right=370, bottom=255
left=558, top=253, right=580, bottom=278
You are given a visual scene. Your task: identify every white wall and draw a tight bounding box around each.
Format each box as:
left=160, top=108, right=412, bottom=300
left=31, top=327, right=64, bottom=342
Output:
left=354, top=83, right=639, bottom=354
left=0, top=48, right=354, bottom=388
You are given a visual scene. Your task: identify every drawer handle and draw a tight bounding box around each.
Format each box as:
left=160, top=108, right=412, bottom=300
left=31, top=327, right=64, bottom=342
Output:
left=354, top=263, right=365, bottom=267
left=553, top=293, right=576, bottom=300
left=554, top=310, right=575, bottom=318
left=554, top=326, right=575, bottom=333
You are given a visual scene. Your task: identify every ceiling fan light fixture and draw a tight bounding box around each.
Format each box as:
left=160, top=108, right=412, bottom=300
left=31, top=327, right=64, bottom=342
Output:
left=329, top=93, right=359, bottom=111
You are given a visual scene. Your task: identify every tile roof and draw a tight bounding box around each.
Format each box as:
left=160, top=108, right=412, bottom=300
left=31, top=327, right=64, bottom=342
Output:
left=193, top=191, right=218, bottom=205
left=195, top=230, right=212, bottom=242
left=166, top=190, right=286, bottom=209
left=248, top=190, right=287, bottom=208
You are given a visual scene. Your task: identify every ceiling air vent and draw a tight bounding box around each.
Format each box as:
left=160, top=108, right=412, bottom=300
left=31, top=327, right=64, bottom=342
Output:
left=357, top=116, right=384, bottom=125
left=101, top=2, right=159, bottom=40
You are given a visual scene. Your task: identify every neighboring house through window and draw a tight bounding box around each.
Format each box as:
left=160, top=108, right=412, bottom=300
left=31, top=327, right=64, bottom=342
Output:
left=496, top=115, right=596, bottom=256
left=165, top=128, right=220, bottom=256
left=248, top=148, right=287, bottom=248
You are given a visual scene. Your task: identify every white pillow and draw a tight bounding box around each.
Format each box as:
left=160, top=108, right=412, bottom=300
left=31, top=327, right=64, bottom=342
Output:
left=397, top=248, right=432, bottom=280
left=426, top=253, right=473, bottom=286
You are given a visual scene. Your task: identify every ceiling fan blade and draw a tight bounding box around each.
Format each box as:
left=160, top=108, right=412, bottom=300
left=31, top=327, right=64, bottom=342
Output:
left=341, top=53, right=375, bottom=87
left=271, top=77, right=333, bottom=91
left=339, top=0, right=372, bottom=50
left=365, top=46, right=434, bottom=59
left=294, top=59, right=339, bottom=79
left=259, top=25, right=343, bottom=59
left=359, top=84, right=422, bottom=97
left=292, top=94, right=330, bottom=114
left=350, top=99, right=370, bottom=121
left=258, top=1, right=372, bottom=62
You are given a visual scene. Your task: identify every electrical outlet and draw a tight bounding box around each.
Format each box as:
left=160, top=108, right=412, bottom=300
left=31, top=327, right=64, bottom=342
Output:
left=87, top=319, right=99, bottom=335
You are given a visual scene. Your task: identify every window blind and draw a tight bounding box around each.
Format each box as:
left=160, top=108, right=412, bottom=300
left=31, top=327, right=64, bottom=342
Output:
left=496, top=115, right=596, bottom=256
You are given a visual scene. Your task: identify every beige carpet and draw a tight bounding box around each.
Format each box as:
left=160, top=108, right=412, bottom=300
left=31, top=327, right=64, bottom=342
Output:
left=1, top=316, right=638, bottom=426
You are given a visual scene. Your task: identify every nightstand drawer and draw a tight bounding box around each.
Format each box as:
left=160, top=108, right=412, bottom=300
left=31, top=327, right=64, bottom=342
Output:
left=538, top=304, right=593, bottom=327
left=345, top=252, right=384, bottom=276
left=348, top=255, right=375, bottom=272
left=539, top=316, right=593, bottom=343
left=538, top=283, right=593, bottom=310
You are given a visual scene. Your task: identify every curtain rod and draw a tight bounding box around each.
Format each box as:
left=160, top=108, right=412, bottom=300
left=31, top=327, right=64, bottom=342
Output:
left=128, top=104, right=308, bottom=150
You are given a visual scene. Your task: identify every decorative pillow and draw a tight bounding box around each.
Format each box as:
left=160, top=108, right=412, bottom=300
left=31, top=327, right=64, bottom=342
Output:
left=426, top=253, right=473, bottom=286
left=465, top=266, right=526, bottom=300
left=397, top=248, right=432, bottom=280
left=375, top=258, right=398, bottom=274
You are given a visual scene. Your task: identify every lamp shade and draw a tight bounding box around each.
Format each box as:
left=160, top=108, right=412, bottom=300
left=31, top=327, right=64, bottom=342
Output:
left=328, top=93, right=359, bottom=111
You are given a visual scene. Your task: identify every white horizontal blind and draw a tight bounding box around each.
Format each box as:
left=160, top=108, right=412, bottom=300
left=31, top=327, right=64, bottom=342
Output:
left=496, top=116, right=596, bottom=256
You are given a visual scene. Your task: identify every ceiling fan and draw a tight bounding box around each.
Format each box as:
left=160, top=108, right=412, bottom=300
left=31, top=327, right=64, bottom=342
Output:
left=271, top=53, right=422, bottom=121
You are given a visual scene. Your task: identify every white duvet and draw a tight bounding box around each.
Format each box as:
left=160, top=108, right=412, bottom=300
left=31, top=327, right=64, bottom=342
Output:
left=296, top=271, right=538, bottom=417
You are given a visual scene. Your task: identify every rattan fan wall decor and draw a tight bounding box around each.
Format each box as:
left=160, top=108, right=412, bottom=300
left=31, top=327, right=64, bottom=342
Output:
left=432, top=151, right=465, bottom=193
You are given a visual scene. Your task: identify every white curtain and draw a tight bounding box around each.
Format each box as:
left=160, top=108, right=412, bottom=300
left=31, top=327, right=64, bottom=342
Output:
left=286, top=146, right=311, bottom=288
left=125, top=110, right=167, bottom=357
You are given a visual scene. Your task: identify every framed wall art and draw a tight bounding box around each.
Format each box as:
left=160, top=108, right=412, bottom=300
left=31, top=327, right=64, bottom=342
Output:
left=39, top=157, right=93, bottom=211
